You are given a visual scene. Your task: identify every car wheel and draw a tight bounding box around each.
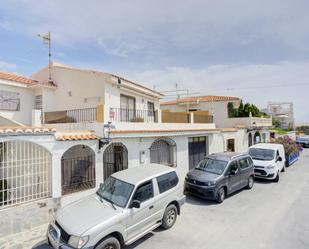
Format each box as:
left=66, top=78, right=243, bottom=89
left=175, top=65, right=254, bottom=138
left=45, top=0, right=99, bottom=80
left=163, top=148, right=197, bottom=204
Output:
left=95, top=236, right=121, bottom=249
left=274, top=172, right=280, bottom=183
left=216, top=187, right=225, bottom=203
left=246, top=176, right=254, bottom=189
left=162, top=204, right=177, bottom=229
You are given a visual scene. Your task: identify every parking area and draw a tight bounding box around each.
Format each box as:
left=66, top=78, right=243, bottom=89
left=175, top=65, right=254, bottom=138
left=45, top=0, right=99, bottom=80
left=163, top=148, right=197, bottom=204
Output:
left=34, top=149, right=309, bottom=249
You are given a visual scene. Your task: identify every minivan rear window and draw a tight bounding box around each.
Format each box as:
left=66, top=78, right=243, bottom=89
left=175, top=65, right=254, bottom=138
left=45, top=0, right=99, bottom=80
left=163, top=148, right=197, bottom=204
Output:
left=157, top=171, right=179, bottom=194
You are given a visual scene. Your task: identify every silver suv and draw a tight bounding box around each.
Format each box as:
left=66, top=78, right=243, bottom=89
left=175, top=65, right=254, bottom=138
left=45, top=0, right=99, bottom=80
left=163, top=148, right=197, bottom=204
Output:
left=47, top=164, right=185, bottom=249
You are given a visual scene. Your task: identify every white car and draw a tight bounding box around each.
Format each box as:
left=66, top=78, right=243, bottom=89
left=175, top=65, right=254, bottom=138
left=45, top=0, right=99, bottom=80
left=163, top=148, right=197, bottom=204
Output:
left=249, top=143, right=286, bottom=182
left=47, top=164, right=185, bottom=249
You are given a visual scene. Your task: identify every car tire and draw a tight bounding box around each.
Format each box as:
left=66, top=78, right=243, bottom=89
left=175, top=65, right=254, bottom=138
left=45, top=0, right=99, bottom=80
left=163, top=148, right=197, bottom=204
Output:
left=274, top=171, right=280, bottom=183
left=95, top=236, right=121, bottom=249
left=216, top=187, right=225, bottom=203
left=246, top=176, right=254, bottom=189
left=162, top=204, right=177, bottom=229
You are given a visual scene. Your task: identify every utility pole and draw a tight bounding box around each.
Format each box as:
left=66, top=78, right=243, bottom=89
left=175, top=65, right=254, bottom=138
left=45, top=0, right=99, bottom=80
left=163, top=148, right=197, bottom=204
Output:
left=37, top=32, right=52, bottom=81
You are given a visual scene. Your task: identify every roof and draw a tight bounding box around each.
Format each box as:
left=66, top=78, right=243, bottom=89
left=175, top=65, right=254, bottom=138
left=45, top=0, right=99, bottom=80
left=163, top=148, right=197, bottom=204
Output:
left=0, top=70, right=57, bottom=88
left=207, top=152, right=249, bottom=162
left=161, top=95, right=240, bottom=106
left=55, top=130, right=99, bottom=141
left=110, top=128, right=219, bottom=134
left=47, top=62, right=163, bottom=97
left=249, top=143, right=284, bottom=150
left=112, top=164, right=175, bottom=185
left=0, top=126, right=56, bottom=135
left=0, top=70, right=37, bottom=85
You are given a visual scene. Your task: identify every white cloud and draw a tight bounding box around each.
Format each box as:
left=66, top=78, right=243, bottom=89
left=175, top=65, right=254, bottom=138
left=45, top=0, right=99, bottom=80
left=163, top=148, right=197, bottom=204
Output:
left=127, top=61, right=309, bottom=122
left=0, top=60, right=16, bottom=71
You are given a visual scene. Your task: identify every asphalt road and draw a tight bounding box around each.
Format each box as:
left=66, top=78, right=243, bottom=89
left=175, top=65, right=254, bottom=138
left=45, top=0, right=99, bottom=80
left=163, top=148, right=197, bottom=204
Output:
left=35, top=149, right=309, bottom=249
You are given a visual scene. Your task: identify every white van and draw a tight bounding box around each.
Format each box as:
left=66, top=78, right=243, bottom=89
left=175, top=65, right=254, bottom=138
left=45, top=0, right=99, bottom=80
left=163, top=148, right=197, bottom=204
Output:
left=249, top=143, right=286, bottom=182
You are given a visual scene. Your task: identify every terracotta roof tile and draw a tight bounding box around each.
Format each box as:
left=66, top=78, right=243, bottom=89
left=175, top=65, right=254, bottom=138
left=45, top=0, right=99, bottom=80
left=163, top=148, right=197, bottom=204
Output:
left=161, top=95, right=240, bottom=105
left=0, top=126, right=56, bottom=135
left=55, top=130, right=99, bottom=141
left=0, top=71, right=37, bottom=85
left=0, top=71, right=57, bottom=88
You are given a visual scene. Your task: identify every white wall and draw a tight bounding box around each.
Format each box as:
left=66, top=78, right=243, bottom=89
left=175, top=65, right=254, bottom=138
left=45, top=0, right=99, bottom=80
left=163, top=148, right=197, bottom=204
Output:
left=161, top=100, right=239, bottom=128
left=33, top=67, right=106, bottom=112
left=0, top=82, right=35, bottom=125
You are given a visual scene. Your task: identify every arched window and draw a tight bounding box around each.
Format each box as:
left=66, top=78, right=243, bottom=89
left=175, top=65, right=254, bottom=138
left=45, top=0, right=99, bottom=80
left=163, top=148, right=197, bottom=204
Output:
left=150, top=138, right=177, bottom=167
left=0, top=140, right=51, bottom=208
left=61, top=145, right=95, bottom=195
left=248, top=133, right=253, bottom=147
left=103, top=143, right=128, bottom=180
left=254, top=131, right=261, bottom=144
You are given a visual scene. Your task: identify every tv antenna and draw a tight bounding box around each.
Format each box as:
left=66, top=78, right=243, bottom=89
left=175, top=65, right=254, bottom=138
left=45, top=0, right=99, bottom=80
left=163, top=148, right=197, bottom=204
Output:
left=37, top=32, right=52, bottom=81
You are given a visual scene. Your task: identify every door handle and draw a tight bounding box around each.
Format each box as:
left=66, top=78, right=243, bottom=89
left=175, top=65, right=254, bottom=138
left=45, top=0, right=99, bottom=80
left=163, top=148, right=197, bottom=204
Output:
left=149, top=205, right=154, bottom=210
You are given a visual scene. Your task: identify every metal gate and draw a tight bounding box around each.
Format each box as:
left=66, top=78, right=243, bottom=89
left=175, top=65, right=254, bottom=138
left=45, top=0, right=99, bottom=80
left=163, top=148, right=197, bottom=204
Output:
left=188, top=137, right=207, bottom=170
left=150, top=138, right=177, bottom=167
left=0, top=140, right=52, bottom=209
left=61, top=145, right=96, bottom=195
left=103, top=143, right=128, bottom=180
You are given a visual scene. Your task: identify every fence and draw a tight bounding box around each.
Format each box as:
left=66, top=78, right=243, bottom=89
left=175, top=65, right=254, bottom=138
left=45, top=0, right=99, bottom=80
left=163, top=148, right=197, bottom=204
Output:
left=109, top=108, right=156, bottom=123
left=44, top=107, right=97, bottom=124
left=0, top=140, right=52, bottom=209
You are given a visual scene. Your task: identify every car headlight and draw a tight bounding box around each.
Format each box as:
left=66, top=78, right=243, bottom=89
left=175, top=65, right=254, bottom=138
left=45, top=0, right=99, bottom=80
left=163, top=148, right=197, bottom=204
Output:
left=68, top=235, right=89, bottom=249
left=206, top=181, right=216, bottom=187
left=267, top=164, right=276, bottom=169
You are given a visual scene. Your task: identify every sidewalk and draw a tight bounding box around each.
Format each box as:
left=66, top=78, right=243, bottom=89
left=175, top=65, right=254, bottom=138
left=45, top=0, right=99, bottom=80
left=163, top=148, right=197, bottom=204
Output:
left=0, top=224, right=48, bottom=249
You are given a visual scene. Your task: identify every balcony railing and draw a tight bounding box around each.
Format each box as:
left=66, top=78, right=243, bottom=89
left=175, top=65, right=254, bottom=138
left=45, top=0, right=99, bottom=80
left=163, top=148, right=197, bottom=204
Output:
left=109, top=108, right=156, bottom=123
left=161, top=110, right=190, bottom=123
left=44, top=107, right=97, bottom=124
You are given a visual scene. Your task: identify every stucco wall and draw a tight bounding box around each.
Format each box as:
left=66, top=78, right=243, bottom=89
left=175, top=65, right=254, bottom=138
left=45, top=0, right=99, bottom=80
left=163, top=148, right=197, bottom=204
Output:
left=0, top=82, right=35, bottom=125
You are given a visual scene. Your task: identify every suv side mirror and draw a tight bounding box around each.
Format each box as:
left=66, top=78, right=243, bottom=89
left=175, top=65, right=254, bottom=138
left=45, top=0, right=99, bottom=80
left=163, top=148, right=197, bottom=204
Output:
left=277, top=156, right=282, bottom=162
left=131, top=200, right=141, bottom=209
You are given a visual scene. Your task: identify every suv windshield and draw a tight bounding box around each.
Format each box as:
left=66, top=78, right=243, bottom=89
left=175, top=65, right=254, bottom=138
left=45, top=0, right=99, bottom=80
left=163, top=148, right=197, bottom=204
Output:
left=195, top=158, right=227, bottom=175
left=249, top=148, right=275, bottom=161
left=96, top=177, right=134, bottom=208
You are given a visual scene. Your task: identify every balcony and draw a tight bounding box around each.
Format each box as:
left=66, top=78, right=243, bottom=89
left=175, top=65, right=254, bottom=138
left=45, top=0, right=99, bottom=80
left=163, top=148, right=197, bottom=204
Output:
left=225, top=116, right=272, bottom=128
left=43, top=105, right=214, bottom=125
left=109, top=108, right=156, bottom=123
left=44, top=107, right=98, bottom=124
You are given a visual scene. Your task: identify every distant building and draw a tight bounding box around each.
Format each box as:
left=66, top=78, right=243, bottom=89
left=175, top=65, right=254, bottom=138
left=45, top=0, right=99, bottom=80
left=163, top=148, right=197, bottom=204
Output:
left=265, top=102, right=294, bottom=129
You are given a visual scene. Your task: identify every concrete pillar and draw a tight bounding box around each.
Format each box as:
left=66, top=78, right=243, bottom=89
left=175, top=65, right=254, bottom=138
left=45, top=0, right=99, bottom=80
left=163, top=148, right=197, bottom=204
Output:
left=51, top=153, right=62, bottom=198
left=32, top=110, right=42, bottom=127
left=190, top=112, right=194, bottom=124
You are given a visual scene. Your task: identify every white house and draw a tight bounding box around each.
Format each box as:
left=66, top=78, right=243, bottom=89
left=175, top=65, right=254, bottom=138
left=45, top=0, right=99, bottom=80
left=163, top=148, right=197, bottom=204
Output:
left=0, top=64, right=252, bottom=244
left=161, top=95, right=273, bottom=149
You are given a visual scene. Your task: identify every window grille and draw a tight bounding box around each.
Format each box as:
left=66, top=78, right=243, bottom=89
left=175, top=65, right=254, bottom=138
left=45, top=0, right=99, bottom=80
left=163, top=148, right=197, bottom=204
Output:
left=0, top=90, right=20, bottom=111
left=61, top=145, right=96, bottom=195
left=0, top=140, right=52, bottom=209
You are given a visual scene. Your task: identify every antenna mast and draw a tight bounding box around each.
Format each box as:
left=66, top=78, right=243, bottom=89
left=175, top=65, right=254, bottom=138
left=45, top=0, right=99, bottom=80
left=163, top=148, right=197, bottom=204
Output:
left=38, top=32, right=52, bottom=80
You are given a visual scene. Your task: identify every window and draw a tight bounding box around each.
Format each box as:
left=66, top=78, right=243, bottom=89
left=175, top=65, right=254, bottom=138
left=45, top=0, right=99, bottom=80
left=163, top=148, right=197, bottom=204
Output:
left=120, top=94, right=136, bottom=121
left=228, top=161, right=239, bottom=173
left=157, top=172, right=179, bottom=193
left=195, top=158, right=227, bottom=175
left=239, top=157, right=252, bottom=169
left=0, top=90, right=20, bottom=111
left=35, top=95, right=42, bottom=110
left=147, top=101, right=155, bottom=116
left=133, top=181, right=154, bottom=203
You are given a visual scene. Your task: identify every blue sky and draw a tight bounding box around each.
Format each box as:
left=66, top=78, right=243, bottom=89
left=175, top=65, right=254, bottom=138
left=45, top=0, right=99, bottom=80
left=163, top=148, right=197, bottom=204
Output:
left=0, top=0, right=309, bottom=122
